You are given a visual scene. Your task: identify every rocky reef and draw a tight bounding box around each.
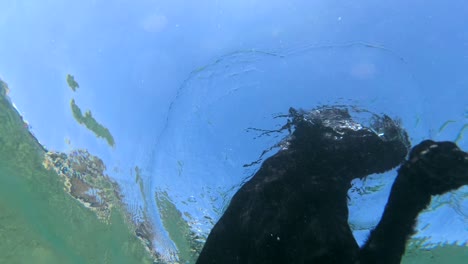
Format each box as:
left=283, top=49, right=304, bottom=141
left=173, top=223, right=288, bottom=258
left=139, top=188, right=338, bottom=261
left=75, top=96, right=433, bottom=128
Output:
left=43, top=149, right=120, bottom=222
left=42, top=150, right=173, bottom=262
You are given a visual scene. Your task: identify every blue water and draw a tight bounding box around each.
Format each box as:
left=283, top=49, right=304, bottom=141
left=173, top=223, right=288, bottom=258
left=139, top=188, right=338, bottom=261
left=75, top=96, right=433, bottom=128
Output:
left=0, top=0, right=467, bottom=262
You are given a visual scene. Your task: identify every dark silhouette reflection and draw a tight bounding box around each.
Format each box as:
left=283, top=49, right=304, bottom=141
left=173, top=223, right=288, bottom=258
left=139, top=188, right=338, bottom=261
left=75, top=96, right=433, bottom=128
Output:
left=196, top=106, right=468, bottom=264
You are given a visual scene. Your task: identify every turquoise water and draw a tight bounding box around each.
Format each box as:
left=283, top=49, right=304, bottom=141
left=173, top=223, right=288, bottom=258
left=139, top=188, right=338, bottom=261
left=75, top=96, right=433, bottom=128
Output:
left=1, top=1, right=467, bottom=263
left=0, top=80, right=155, bottom=263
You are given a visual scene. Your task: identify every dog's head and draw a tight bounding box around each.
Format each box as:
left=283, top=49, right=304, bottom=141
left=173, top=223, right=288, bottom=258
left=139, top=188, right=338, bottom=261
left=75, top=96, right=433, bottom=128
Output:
left=286, top=106, right=410, bottom=178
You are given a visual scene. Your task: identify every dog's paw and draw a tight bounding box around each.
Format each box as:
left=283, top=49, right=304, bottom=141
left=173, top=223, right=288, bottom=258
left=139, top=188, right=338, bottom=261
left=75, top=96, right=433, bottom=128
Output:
left=405, top=140, right=468, bottom=195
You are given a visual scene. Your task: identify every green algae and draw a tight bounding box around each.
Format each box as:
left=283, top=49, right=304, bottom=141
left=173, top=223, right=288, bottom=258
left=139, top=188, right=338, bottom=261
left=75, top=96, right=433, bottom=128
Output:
left=437, top=120, right=457, bottom=133
left=455, top=123, right=468, bottom=144
left=177, top=160, right=184, bottom=176
left=66, top=74, right=79, bottom=92
left=134, top=166, right=148, bottom=210
left=402, top=242, right=468, bottom=263
left=0, top=78, right=152, bottom=264
left=0, top=79, right=9, bottom=96
left=67, top=74, right=115, bottom=147
left=155, top=191, right=204, bottom=264
left=70, top=99, right=115, bottom=147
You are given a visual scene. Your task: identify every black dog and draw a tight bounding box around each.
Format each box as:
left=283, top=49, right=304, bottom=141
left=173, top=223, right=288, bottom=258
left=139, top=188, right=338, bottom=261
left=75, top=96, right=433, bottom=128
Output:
left=196, top=107, right=468, bottom=264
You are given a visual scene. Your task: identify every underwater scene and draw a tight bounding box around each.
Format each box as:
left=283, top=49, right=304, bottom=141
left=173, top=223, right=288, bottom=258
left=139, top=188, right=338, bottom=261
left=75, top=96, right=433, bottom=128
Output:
left=0, top=1, right=467, bottom=263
